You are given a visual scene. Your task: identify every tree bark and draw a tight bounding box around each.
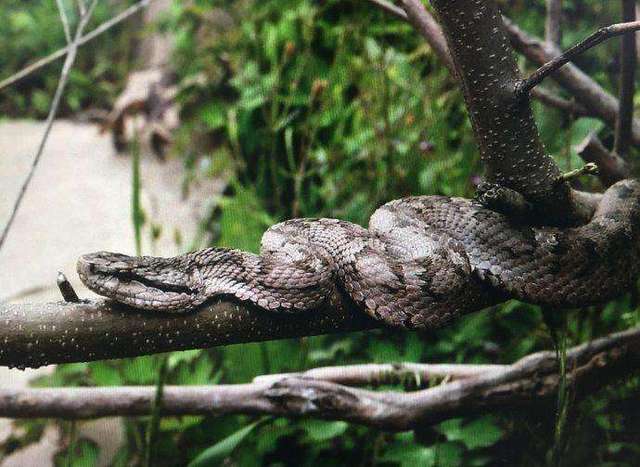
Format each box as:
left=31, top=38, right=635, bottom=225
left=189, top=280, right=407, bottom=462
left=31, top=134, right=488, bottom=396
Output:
left=0, top=299, right=377, bottom=369
left=415, top=0, right=584, bottom=225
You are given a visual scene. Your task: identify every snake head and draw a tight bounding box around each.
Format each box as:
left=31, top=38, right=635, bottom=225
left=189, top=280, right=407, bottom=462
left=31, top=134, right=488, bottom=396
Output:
left=77, top=251, right=204, bottom=312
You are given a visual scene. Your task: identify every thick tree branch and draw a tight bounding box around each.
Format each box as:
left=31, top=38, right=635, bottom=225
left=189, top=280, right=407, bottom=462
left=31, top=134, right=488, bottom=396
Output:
left=518, top=20, right=640, bottom=96
left=406, top=0, right=584, bottom=225
left=0, top=299, right=378, bottom=369
left=0, top=327, right=638, bottom=430
left=505, top=18, right=640, bottom=146
left=614, top=0, right=637, bottom=157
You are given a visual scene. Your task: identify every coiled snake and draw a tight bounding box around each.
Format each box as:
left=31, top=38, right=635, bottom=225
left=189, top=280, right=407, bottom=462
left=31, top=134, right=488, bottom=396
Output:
left=78, top=180, right=640, bottom=329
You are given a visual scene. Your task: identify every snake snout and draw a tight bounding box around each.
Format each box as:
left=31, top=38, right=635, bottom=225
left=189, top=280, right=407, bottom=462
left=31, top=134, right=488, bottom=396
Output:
left=77, top=252, right=202, bottom=312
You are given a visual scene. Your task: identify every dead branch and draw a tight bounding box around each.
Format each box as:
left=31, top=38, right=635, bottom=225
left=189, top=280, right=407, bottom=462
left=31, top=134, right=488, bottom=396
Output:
left=251, top=362, right=505, bottom=386
left=614, top=0, right=637, bottom=156
left=0, top=299, right=378, bottom=369
left=0, top=327, right=637, bottom=431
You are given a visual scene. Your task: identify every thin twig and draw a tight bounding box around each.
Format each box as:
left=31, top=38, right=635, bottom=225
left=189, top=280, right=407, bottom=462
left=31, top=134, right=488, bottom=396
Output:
left=398, top=0, right=455, bottom=73
left=0, top=1, right=99, bottom=251
left=369, top=0, right=407, bottom=20
left=56, top=0, right=72, bottom=43
left=0, top=0, right=153, bottom=92
left=614, top=0, right=637, bottom=157
left=368, top=0, right=455, bottom=74
left=545, top=0, right=562, bottom=46
left=77, top=0, right=87, bottom=17
left=519, top=20, right=640, bottom=96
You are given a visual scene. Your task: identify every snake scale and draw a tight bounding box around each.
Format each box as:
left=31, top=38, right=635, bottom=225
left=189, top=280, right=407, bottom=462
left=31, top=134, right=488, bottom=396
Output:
left=78, top=179, right=640, bottom=329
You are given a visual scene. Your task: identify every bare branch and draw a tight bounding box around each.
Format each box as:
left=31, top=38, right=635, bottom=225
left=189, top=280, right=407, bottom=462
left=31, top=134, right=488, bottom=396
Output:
left=0, top=1, right=99, bottom=252
left=545, top=0, right=562, bottom=46
left=518, top=20, right=640, bottom=96
left=55, top=0, right=72, bottom=43
left=252, top=362, right=505, bottom=386
left=505, top=18, right=640, bottom=147
left=575, top=132, right=630, bottom=187
left=0, top=0, right=153, bottom=92
left=614, top=0, right=637, bottom=157
left=530, top=87, right=588, bottom=117
left=396, top=0, right=455, bottom=74
left=369, top=0, right=407, bottom=21
left=0, top=327, right=637, bottom=430
left=0, top=299, right=378, bottom=369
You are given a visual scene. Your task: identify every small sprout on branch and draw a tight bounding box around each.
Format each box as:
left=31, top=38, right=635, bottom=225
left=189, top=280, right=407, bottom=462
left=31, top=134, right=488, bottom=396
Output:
left=559, top=163, right=599, bottom=182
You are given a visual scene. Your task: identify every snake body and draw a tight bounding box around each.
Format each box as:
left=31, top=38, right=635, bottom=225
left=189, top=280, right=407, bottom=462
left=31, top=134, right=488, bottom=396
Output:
left=78, top=180, right=640, bottom=329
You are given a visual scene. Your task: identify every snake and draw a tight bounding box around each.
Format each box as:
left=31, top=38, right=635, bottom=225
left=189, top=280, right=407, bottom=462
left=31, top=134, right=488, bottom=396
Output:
left=77, top=179, right=640, bottom=329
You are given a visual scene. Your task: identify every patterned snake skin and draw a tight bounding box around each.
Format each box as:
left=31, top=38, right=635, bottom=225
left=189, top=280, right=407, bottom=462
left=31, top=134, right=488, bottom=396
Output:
left=77, top=180, right=640, bottom=329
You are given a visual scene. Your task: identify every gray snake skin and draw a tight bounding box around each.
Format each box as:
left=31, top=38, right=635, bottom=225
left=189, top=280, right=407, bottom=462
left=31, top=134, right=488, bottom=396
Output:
left=78, top=179, right=640, bottom=329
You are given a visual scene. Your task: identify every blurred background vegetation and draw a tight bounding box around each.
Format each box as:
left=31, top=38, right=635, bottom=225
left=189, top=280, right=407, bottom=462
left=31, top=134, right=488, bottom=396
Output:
left=1, top=0, right=639, bottom=465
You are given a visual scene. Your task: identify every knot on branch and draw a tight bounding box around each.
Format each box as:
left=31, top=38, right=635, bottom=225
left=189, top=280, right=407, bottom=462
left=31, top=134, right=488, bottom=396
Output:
left=264, top=378, right=362, bottom=416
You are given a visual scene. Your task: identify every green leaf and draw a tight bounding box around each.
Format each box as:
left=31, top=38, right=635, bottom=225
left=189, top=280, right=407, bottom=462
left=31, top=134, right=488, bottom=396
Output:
left=302, top=420, right=348, bottom=442
left=168, top=349, right=203, bottom=370
left=380, top=434, right=435, bottom=467
left=89, top=362, right=123, bottom=386
left=434, top=441, right=464, bottom=466
left=200, top=103, right=227, bottom=130
left=458, top=417, right=504, bottom=450
left=188, top=418, right=269, bottom=467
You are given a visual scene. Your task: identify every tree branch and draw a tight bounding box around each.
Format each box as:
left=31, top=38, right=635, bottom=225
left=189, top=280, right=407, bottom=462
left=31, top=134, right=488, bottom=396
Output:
left=530, top=87, right=589, bottom=117
left=614, top=0, right=637, bottom=157
left=575, top=132, right=630, bottom=187
left=395, top=0, right=455, bottom=74
left=545, top=0, right=562, bottom=46
left=0, top=299, right=378, bottom=369
left=518, top=20, right=640, bottom=96
left=505, top=18, right=640, bottom=146
left=251, top=362, right=505, bottom=386
left=0, top=327, right=637, bottom=431
left=404, top=0, right=584, bottom=225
